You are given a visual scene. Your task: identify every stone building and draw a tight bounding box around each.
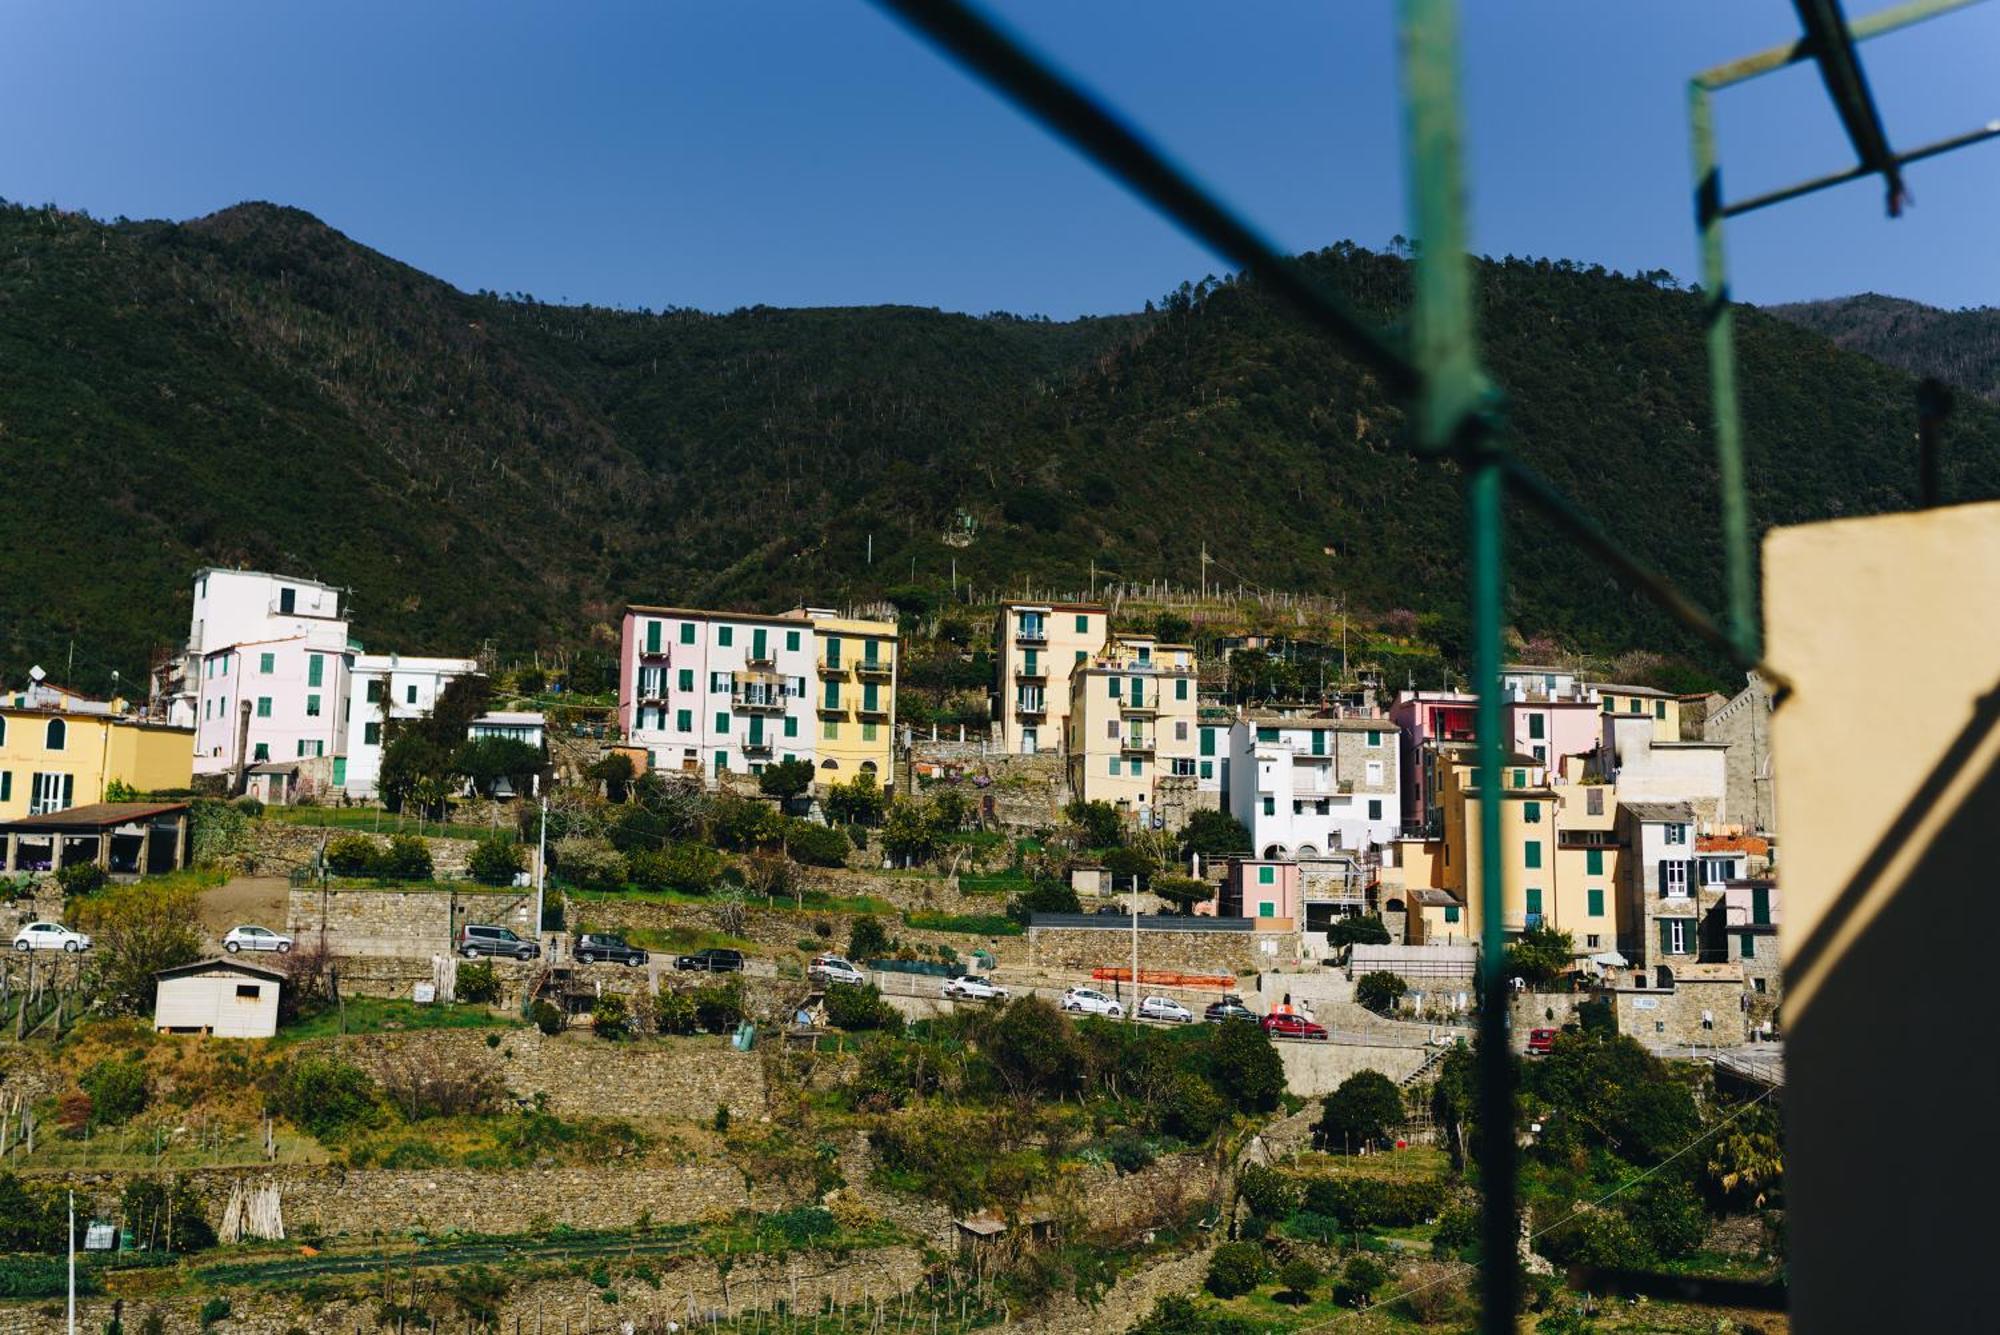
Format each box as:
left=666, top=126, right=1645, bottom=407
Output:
left=1704, top=672, right=1777, bottom=835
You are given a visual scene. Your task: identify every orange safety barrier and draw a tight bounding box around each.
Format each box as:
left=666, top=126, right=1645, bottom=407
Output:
left=1090, top=967, right=1236, bottom=990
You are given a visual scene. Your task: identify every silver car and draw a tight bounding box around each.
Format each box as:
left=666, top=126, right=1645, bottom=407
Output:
left=1139, top=995, right=1194, bottom=1023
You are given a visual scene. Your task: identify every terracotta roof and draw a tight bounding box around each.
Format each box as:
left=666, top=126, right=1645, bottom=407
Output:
left=0, top=802, right=190, bottom=831
left=1697, top=833, right=1769, bottom=854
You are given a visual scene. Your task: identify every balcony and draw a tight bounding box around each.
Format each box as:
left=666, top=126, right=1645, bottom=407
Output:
left=1015, top=625, right=1049, bottom=645
left=1014, top=664, right=1047, bottom=682
left=855, top=658, right=893, bottom=680
left=742, top=737, right=774, bottom=756
left=731, top=692, right=786, bottom=715
left=818, top=658, right=851, bottom=676
left=1120, top=735, right=1155, bottom=755
left=817, top=699, right=849, bottom=718
left=746, top=651, right=778, bottom=670
left=638, top=643, right=671, bottom=662
left=1015, top=697, right=1047, bottom=717
left=1119, top=697, right=1157, bottom=717
left=856, top=697, right=891, bottom=720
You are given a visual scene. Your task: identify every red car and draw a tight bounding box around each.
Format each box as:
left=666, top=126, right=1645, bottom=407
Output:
left=1261, top=1012, right=1329, bottom=1042
left=1525, top=1028, right=1559, bottom=1056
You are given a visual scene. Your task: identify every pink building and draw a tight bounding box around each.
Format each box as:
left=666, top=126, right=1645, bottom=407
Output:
left=1503, top=699, right=1601, bottom=771
left=1218, top=857, right=1301, bottom=929
left=1389, top=691, right=1476, bottom=829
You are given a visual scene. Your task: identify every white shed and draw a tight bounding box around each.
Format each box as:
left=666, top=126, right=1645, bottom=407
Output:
left=153, top=958, right=284, bottom=1038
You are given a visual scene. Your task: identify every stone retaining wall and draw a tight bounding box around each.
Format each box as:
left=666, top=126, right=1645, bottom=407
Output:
left=288, top=885, right=535, bottom=955
left=248, top=822, right=486, bottom=878
left=1025, top=925, right=1291, bottom=976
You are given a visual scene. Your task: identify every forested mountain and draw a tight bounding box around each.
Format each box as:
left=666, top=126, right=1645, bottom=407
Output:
left=3, top=200, right=1996, bottom=691
left=1770, top=293, right=2000, bottom=403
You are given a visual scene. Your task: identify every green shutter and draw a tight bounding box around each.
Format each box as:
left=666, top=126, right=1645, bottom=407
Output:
left=678, top=669, right=693, bottom=691
left=1175, top=679, right=1187, bottom=700
left=786, top=630, right=800, bottom=652
left=1075, top=614, right=1089, bottom=633
left=1525, top=888, right=1542, bottom=915
left=647, top=621, right=662, bottom=653
left=1311, top=730, right=1325, bottom=756
left=1444, top=905, right=1460, bottom=923
left=864, top=683, right=879, bottom=712
left=1529, top=714, right=1544, bottom=739
left=1586, top=848, right=1604, bottom=875
left=1525, top=841, right=1542, bottom=869
left=1751, top=886, right=1771, bottom=925
left=752, top=628, right=767, bottom=659
left=1108, top=758, right=1120, bottom=776
left=1257, top=727, right=1278, bottom=743
left=332, top=758, right=346, bottom=787
left=825, top=680, right=841, bottom=708
left=1366, top=729, right=1381, bottom=746
left=677, top=709, right=692, bottom=731
left=1512, top=768, right=1526, bottom=788
left=715, top=712, right=730, bottom=734
left=1107, top=677, right=1120, bottom=700
left=1655, top=699, right=1667, bottom=719
left=1258, top=902, right=1275, bottom=918
left=256, top=697, right=272, bottom=718
left=1200, top=729, right=1215, bottom=757
left=1262, top=797, right=1274, bottom=816
left=1739, top=931, right=1755, bottom=959
left=307, top=654, right=323, bottom=687
left=1524, top=800, right=1540, bottom=823
left=0, top=772, right=9, bottom=802
left=1258, top=866, right=1275, bottom=885
left=783, top=717, right=797, bottom=738
left=260, top=652, right=274, bottom=674
left=1587, top=888, right=1604, bottom=916
left=718, top=626, right=733, bottom=647
left=1200, top=761, right=1212, bottom=779
left=680, top=622, right=695, bottom=644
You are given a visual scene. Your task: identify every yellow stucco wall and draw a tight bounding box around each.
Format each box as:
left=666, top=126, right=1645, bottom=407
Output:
left=812, top=617, right=897, bottom=783
left=0, top=710, right=194, bottom=820
left=1065, top=639, right=1200, bottom=818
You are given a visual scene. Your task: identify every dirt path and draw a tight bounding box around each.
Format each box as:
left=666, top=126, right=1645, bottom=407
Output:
left=196, top=875, right=290, bottom=940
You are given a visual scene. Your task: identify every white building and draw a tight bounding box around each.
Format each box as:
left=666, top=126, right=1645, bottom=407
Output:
left=340, top=654, right=481, bottom=797
left=183, top=570, right=353, bottom=776
left=153, top=957, right=284, bottom=1038
left=622, top=608, right=817, bottom=778
left=1227, top=716, right=1399, bottom=859
left=469, top=711, right=545, bottom=748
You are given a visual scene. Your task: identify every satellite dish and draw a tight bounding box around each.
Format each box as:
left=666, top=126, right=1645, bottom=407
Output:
left=28, top=665, right=45, bottom=683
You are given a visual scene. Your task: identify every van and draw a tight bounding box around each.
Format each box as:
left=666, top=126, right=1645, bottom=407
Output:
left=1526, top=1027, right=1559, bottom=1056
left=458, top=923, right=540, bottom=961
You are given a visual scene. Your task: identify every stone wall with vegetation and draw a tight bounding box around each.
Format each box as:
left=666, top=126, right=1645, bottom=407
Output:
left=1025, top=925, right=1286, bottom=976
left=248, top=822, right=486, bottom=878
left=287, top=886, right=534, bottom=953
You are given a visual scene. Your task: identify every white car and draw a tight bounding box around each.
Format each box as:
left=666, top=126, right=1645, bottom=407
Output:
left=809, top=954, right=866, bottom=987
left=942, top=974, right=1010, bottom=1003
left=1139, top=995, right=1194, bottom=1024
left=13, top=922, right=90, bottom=953
left=1061, top=986, right=1123, bottom=1018
left=223, top=925, right=294, bottom=955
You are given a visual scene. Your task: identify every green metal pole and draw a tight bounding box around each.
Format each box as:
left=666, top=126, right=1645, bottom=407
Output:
left=1689, top=80, right=1759, bottom=665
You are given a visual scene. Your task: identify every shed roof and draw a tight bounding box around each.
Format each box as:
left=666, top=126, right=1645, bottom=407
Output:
left=154, top=958, right=287, bottom=982
left=0, top=802, right=190, bottom=833
left=1621, top=802, right=1695, bottom=823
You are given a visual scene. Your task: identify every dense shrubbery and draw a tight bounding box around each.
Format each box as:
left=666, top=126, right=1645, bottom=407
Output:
left=324, top=834, right=433, bottom=881
left=1355, top=970, right=1408, bottom=1015
left=1179, top=809, right=1251, bottom=858
left=785, top=821, right=850, bottom=868
left=80, top=1057, right=148, bottom=1126
left=1005, top=879, right=1081, bottom=925
left=468, top=836, right=523, bottom=886
left=693, top=978, right=745, bottom=1033
left=455, top=960, right=500, bottom=1004
left=1317, top=1070, right=1406, bottom=1150
left=1204, top=1242, right=1266, bottom=1298
left=823, top=982, right=904, bottom=1034
left=274, top=1057, right=382, bottom=1140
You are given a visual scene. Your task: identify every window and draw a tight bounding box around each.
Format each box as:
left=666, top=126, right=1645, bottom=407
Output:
left=364, top=722, right=382, bottom=745
left=1075, top=614, right=1089, bottom=633
left=823, top=719, right=839, bottom=740
left=1739, top=931, right=1756, bottom=959
left=824, top=680, right=842, bottom=709
left=308, top=655, right=325, bottom=688
left=1172, top=758, right=1195, bottom=777
left=259, top=652, right=275, bottom=674
left=1200, top=729, right=1215, bottom=757
left=1655, top=699, right=1667, bottom=720
left=1108, top=758, right=1121, bottom=777
left=1175, top=721, right=1189, bottom=741
left=1525, top=841, right=1542, bottom=869
left=1524, top=800, right=1541, bottom=824
left=1587, top=888, right=1604, bottom=916
left=1586, top=933, right=1600, bottom=948
left=1630, top=698, right=1642, bottom=714
left=1258, top=865, right=1275, bottom=885
left=714, top=712, right=730, bottom=734
left=752, top=628, right=768, bottom=660
left=45, top=719, right=65, bottom=751
left=710, top=672, right=730, bottom=693
left=862, top=721, right=879, bottom=742
left=1258, top=902, right=1275, bottom=918
left=1175, top=679, right=1188, bottom=700
left=253, top=743, right=269, bottom=762
left=1366, top=729, right=1381, bottom=747
left=1444, top=905, right=1460, bottom=923
left=862, top=682, right=880, bottom=713
left=1753, top=976, right=1766, bottom=994
left=1751, top=885, right=1771, bottom=925
left=1105, top=720, right=1118, bottom=740
left=0, top=773, right=8, bottom=803
left=786, top=630, right=801, bottom=653
left=366, top=680, right=384, bottom=703
left=306, top=694, right=321, bottom=717
left=1586, top=787, right=1603, bottom=816
left=1368, top=799, right=1382, bottom=820
left=1525, top=888, right=1543, bottom=916
left=862, top=637, right=879, bottom=664
left=1131, top=757, right=1143, bottom=777
left=715, top=752, right=728, bottom=773
left=405, top=684, right=418, bottom=705
left=1586, top=848, right=1604, bottom=876
left=1664, top=861, right=1689, bottom=895
left=279, top=587, right=296, bottom=615
left=1199, top=760, right=1213, bottom=780
left=1261, top=796, right=1275, bottom=817
left=783, top=717, right=798, bottom=738
left=1107, top=677, right=1120, bottom=700
left=1660, top=918, right=1690, bottom=954
left=204, top=700, right=212, bottom=721
left=717, top=627, right=733, bottom=647
left=679, top=622, right=696, bottom=645
left=256, top=697, right=272, bottom=719
left=30, top=773, right=72, bottom=814
left=1512, top=768, right=1526, bottom=788
left=1528, top=713, right=1545, bottom=740
left=678, top=669, right=694, bottom=691
left=646, top=620, right=663, bottom=653
left=1257, top=727, right=1279, bottom=743
left=1665, top=823, right=1687, bottom=845
left=1311, top=729, right=1326, bottom=756
left=677, top=709, right=693, bottom=732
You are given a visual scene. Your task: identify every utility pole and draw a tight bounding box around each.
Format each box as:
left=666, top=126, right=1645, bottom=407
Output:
left=1200, top=543, right=1209, bottom=600
left=66, top=1190, right=75, bottom=1335
left=1128, top=880, right=1139, bottom=1025
left=535, top=795, right=549, bottom=948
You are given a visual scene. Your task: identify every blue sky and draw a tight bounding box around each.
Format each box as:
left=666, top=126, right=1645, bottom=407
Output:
left=3, top=1, right=1996, bottom=317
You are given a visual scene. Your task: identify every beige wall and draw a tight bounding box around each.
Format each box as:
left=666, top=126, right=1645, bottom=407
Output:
left=995, top=602, right=1105, bottom=754
left=1765, top=500, right=2000, bottom=1331
left=0, top=711, right=194, bottom=819
left=813, top=615, right=897, bottom=783
left=1065, top=637, right=1199, bottom=818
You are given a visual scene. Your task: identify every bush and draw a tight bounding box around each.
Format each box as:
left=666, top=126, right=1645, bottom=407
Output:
left=845, top=823, right=868, bottom=850
left=628, top=841, right=723, bottom=894
left=1206, top=1018, right=1284, bottom=1113
left=1431, top=1201, right=1481, bottom=1258
left=592, top=993, right=631, bottom=1039
left=233, top=797, right=265, bottom=817
left=325, top=835, right=381, bottom=877
left=1355, top=970, right=1409, bottom=1015
left=1302, top=1175, right=1448, bottom=1229
left=1100, top=1132, right=1155, bottom=1175
left=1625, top=1179, right=1706, bottom=1260
left=655, top=990, right=698, bottom=1035
left=69, top=882, right=203, bottom=1015
left=1180, top=809, right=1251, bottom=858
left=554, top=837, right=627, bottom=893
left=758, top=759, right=816, bottom=803
left=1331, top=1255, right=1386, bottom=1309
left=823, top=983, right=903, bottom=1034
left=712, top=796, right=780, bottom=851
left=1203, top=1242, right=1266, bottom=1299
left=1151, top=875, right=1212, bottom=914
left=786, top=821, right=850, bottom=868
left=1064, top=800, right=1124, bottom=849
left=456, top=960, right=500, bottom=1005
left=1277, top=1258, right=1319, bottom=1305
left=1540, top=1208, right=1648, bottom=1270
left=0, top=1173, right=61, bottom=1252
left=1318, top=1070, right=1406, bottom=1150
left=1006, top=878, right=1081, bottom=925
left=0, top=1256, right=99, bottom=1298
left=54, top=864, right=106, bottom=897
left=847, top=914, right=892, bottom=961
left=274, top=1057, right=381, bottom=1141
left=1235, top=1164, right=1300, bottom=1219
left=824, top=774, right=886, bottom=826
left=380, top=835, right=434, bottom=881
left=1327, top=914, right=1391, bottom=948
left=693, top=978, right=745, bottom=1033
left=468, top=837, right=523, bottom=886
left=1129, top=1296, right=1258, bottom=1335
left=1155, top=1072, right=1227, bottom=1142
left=123, top=1178, right=215, bottom=1254
left=80, top=1058, right=148, bottom=1126
left=530, top=1000, right=565, bottom=1035
left=1101, top=845, right=1157, bottom=884
left=199, top=1297, right=231, bottom=1328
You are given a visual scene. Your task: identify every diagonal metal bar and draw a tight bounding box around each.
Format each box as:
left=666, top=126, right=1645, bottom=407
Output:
left=1790, top=0, right=1906, bottom=213
left=868, top=0, right=1420, bottom=399
left=1721, top=118, right=2000, bottom=218
left=1696, top=0, right=1984, bottom=90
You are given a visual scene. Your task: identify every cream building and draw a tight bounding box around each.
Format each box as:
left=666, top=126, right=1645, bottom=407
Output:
left=994, top=601, right=1107, bottom=755
left=1063, top=635, right=1199, bottom=827
left=804, top=609, right=898, bottom=785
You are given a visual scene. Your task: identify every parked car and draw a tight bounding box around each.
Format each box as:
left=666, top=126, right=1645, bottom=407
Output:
left=809, top=954, right=866, bottom=987
left=1203, top=996, right=1255, bottom=1023
left=942, top=974, right=1009, bottom=1002
left=1261, top=1012, right=1329, bottom=1041
left=1093, top=905, right=1125, bottom=916
left=1061, top=986, right=1123, bottom=1018
left=1139, top=995, right=1193, bottom=1024
left=1525, top=1027, right=1559, bottom=1056
left=12, top=922, right=89, bottom=954
left=675, top=947, right=746, bottom=973
left=457, top=923, right=539, bottom=961
left=574, top=933, right=648, bottom=967
left=223, top=925, right=293, bottom=954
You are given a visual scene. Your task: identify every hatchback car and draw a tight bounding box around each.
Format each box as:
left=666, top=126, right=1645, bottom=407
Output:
left=942, top=974, right=1009, bottom=1002
left=1525, top=1027, right=1559, bottom=1056
left=1060, top=986, right=1123, bottom=1018
left=809, top=955, right=866, bottom=987
left=574, top=933, right=648, bottom=967
left=223, top=925, right=293, bottom=954
left=675, top=947, right=746, bottom=973
left=1261, top=1012, right=1329, bottom=1041
left=457, top=923, right=540, bottom=961
left=12, top=922, right=89, bottom=953
left=1139, top=995, right=1194, bottom=1024
left=1203, top=996, right=1256, bottom=1023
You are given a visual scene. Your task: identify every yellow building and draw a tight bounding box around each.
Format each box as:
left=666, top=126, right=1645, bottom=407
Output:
left=1063, top=635, right=1200, bottom=826
left=808, top=611, right=898, bottom=786
left=1591, top=682, right=1680, bottom=743
left=994, top=601, right=1107, bottom=755
left=0, top=707, right=194, bottom=821
left=1403, top=753, right=1620, bottom=957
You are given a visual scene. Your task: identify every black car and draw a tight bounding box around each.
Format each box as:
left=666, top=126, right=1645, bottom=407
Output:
left=1204, top=996, right=1255, bottom=1023
left=575, top=933, right=649, bottom=967
left=674, top=947, right=746, bottom=973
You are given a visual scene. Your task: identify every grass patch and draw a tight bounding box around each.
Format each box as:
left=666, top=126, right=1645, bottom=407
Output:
left=568, top=885, right=892, bottom=916
left=276, top=997, right=522, bottom=1043
left=1300, top=1145, right=1452, bottom=1183
left=262, top=807, right=521, bottom=842
left=618, top=925, right=759, bottom=956
left=957, top=872, right=1032, bottom=896
left=903, top=912, right=1023, bottom=937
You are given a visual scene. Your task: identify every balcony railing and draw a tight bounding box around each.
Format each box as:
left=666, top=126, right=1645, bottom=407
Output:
left=745, top=652, right=778, bottom=670
left=638, top=644, right=671, bottom=661
left=732, top=693, right=786, bottom=715
left=818, top=658, right=850, bottom=675
left=1015, top=626, right=1049, bottom=645
left=856, top=697, right=891, bottom=719
left=856, top=658, right=893, bottom=679
left=1015, top=698, right=1047, bottom=717
left=1119, top=698, right=1157, bottom=716
left=1014, top=665, right=1048, bottom=682
left=817, top=699, right=849, bottom=718
left=742, top=737, right=774, bottom=756
left=1120, top=735, right=1155, bottom=754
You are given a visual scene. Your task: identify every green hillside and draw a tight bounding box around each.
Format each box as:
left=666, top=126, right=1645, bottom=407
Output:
left=1771, top=292, right=2000, bottom=403
left=2, top=200, right=1994, bottom=691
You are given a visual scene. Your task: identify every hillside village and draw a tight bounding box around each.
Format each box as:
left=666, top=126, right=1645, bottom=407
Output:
left=0, top=566, right=1787, bottom=1334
